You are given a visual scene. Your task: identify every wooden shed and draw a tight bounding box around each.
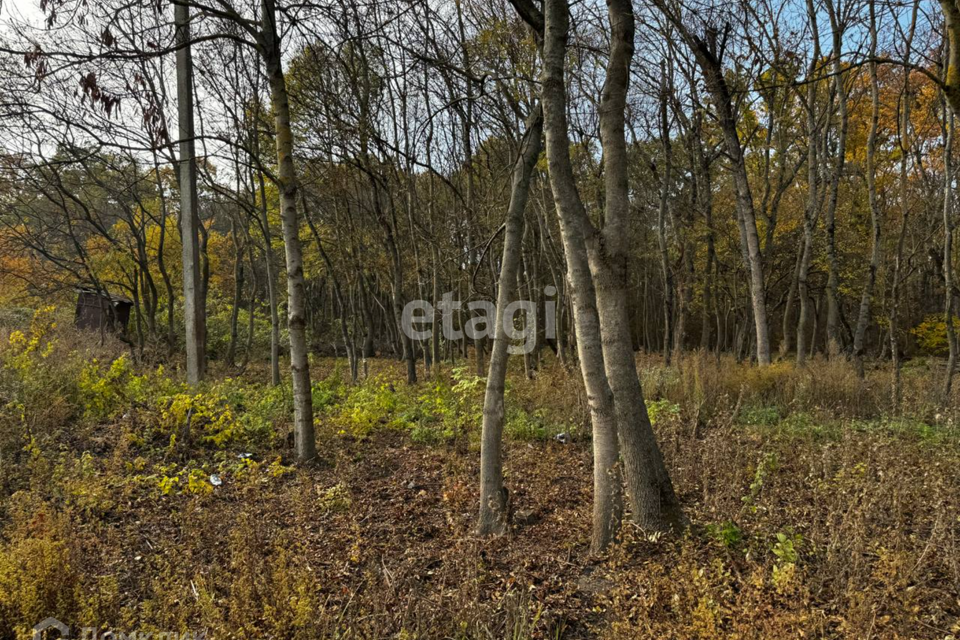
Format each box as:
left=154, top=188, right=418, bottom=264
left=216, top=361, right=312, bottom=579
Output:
left=74, top=287, right=133, bottom=334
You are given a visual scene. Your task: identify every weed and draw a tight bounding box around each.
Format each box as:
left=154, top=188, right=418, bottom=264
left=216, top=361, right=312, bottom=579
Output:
left=317, top=482, right=352, bottom=514
left=705, top=521, right=743, bottom=548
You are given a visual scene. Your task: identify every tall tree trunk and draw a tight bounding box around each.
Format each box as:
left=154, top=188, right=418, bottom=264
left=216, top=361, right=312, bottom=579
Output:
left=824, top=0, right=849, bottom=355
left=890, top=158, right=909, bottom=411
left=526, top=0, right=684, bottom=535
left=256, top=165, right=282, bottom=386
left=595, top=0, right=683, bottom=531
left=304, top=199, right=358, bottom=382
left=781, top=241, right=803, bottom=357
left=478, top=106, right=543, bottom=536
left=889, top=1, right=918, bottom=409
left=852, top=1, right=882, bottom=378
left=943, top=109, right=957, bottom=401
left=656, top=79, right=675, bottom=367
left=664, top=19, right=771, bottom=365
left=262, top=0, right=316, bottom=463
left=152, top=156, right=177, bottom=353
left=797, top=14, right=821, bottom=367
left=690, top=96, right=716, bottom=353
left=226, top=217, right=244, bottom=368
left=520, top=0, right=626, bottom=550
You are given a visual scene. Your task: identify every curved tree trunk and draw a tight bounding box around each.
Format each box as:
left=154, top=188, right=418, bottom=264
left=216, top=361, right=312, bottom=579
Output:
left=478, top=106, right=543, bottom=536
left=657, top=14, right=771, bottom=365
left=591, top=0, right=683, bottom=532
left=524, top=0, right=626, bottom=550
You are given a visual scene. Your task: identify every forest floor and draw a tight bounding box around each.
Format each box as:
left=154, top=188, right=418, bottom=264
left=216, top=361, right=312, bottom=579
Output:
left=2, top=312, right=960, bottom=639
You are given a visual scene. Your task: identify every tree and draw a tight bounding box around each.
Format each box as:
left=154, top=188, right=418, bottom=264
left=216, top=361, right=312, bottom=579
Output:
left=478, top=104, right=542, bottom=536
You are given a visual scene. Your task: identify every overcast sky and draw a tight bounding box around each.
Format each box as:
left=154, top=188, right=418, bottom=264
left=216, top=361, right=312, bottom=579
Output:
left=1, top=0, right=44, bottom=27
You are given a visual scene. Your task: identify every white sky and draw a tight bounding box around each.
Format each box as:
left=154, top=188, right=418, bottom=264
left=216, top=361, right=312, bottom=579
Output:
left=1, top=0, right=44, bottom=27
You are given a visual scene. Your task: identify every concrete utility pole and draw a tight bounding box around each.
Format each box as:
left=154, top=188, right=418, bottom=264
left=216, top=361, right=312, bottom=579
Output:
left=175, top=0, right=205, bottom=384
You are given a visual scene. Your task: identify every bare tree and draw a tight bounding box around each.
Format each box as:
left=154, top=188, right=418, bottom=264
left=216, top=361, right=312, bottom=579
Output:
left=478, top=105, right=542, bottom=536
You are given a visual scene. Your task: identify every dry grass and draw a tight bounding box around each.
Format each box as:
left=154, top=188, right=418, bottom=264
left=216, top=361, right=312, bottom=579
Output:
left=1, top=323, right=958, bottom=638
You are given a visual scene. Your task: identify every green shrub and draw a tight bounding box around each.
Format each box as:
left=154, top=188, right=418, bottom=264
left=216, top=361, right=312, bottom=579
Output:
left=218, top=378, right=292, bottom=447
left=706, top=521, right=743, bottom=548
left=331, top=377, right=411, bottom=438
left=311, top=370, right=344, bottom=411
left=772, top=530, right=802, bottom=565
left=77, top=355, right=143, bottom=421
left=647, top=399, right=681, bottom=426
left=740, top=405, right=781, bottom=427
left=505, top=407, right=548, bottom=441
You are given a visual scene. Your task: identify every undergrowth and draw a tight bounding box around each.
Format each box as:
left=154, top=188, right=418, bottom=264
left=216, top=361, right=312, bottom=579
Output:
left=1, top=309, right=958, bottom=638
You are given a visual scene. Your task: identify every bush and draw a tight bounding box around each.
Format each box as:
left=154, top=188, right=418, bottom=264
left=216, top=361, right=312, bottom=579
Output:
left=1, top=308, right=82, bottom=492
left=740, top=405, right=781, bottom=427
left=911, top=314, right=960, bottom=356
left=77, top=355, right=144, bottom=421
left=505, top=407, right=548, bottom=441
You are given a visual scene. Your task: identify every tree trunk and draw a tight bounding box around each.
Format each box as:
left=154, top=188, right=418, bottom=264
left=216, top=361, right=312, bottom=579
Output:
left=592, top=0, right=683, bottom=532
left=797, top=20, right=821, bottom=367
left=943, top=109, right=957, bottom=401
left=656, top=72, right=675, bottom=366
left=257, top=165, right=282, bottom=386
left=824, top=0, right=849, bottom=355
left=226, top=217, right=244, bottom=368
left=478, top=106, right=543, bottom=536
left=852, top=1, right=882, bottom=378
left=679, top=25, right=771, bottom=365
left=530, top=0, right=626, bottom=550
left=262, top=1, right=316, bottom=463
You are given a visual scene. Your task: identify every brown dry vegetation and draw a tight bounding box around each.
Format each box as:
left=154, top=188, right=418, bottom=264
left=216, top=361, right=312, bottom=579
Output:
left=1, top=316, right=959, bottom=639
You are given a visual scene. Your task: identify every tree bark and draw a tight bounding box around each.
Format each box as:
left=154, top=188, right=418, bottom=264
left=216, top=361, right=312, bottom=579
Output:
left=824, top=0, right=849, bottom=355
left=943, top=109, right=957, bottom=401
left=525, top=0, right=627, bottom=550
left=592, top=0, right=683, bottom=532
left=478, top=106, right=543, bottom=536
left=656, top=70, right=675, bottom=366
left=262, top=0, right=316, bottom=463
left=797, top=10, right=821, bottom=366
left=256, top=164, right=282, bottom=386
left=657, top=15, right=771, bottom=365
left=226, top=216, right=244, bottom=368
left=852, top=1, right=882, bottom=378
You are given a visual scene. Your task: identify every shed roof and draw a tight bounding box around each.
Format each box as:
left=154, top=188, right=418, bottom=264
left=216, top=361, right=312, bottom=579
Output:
left=75, top=286, right=133, bottom=306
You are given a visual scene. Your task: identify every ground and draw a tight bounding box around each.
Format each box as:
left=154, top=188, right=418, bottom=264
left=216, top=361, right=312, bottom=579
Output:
left=1, top=312, right=959, bottom=639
